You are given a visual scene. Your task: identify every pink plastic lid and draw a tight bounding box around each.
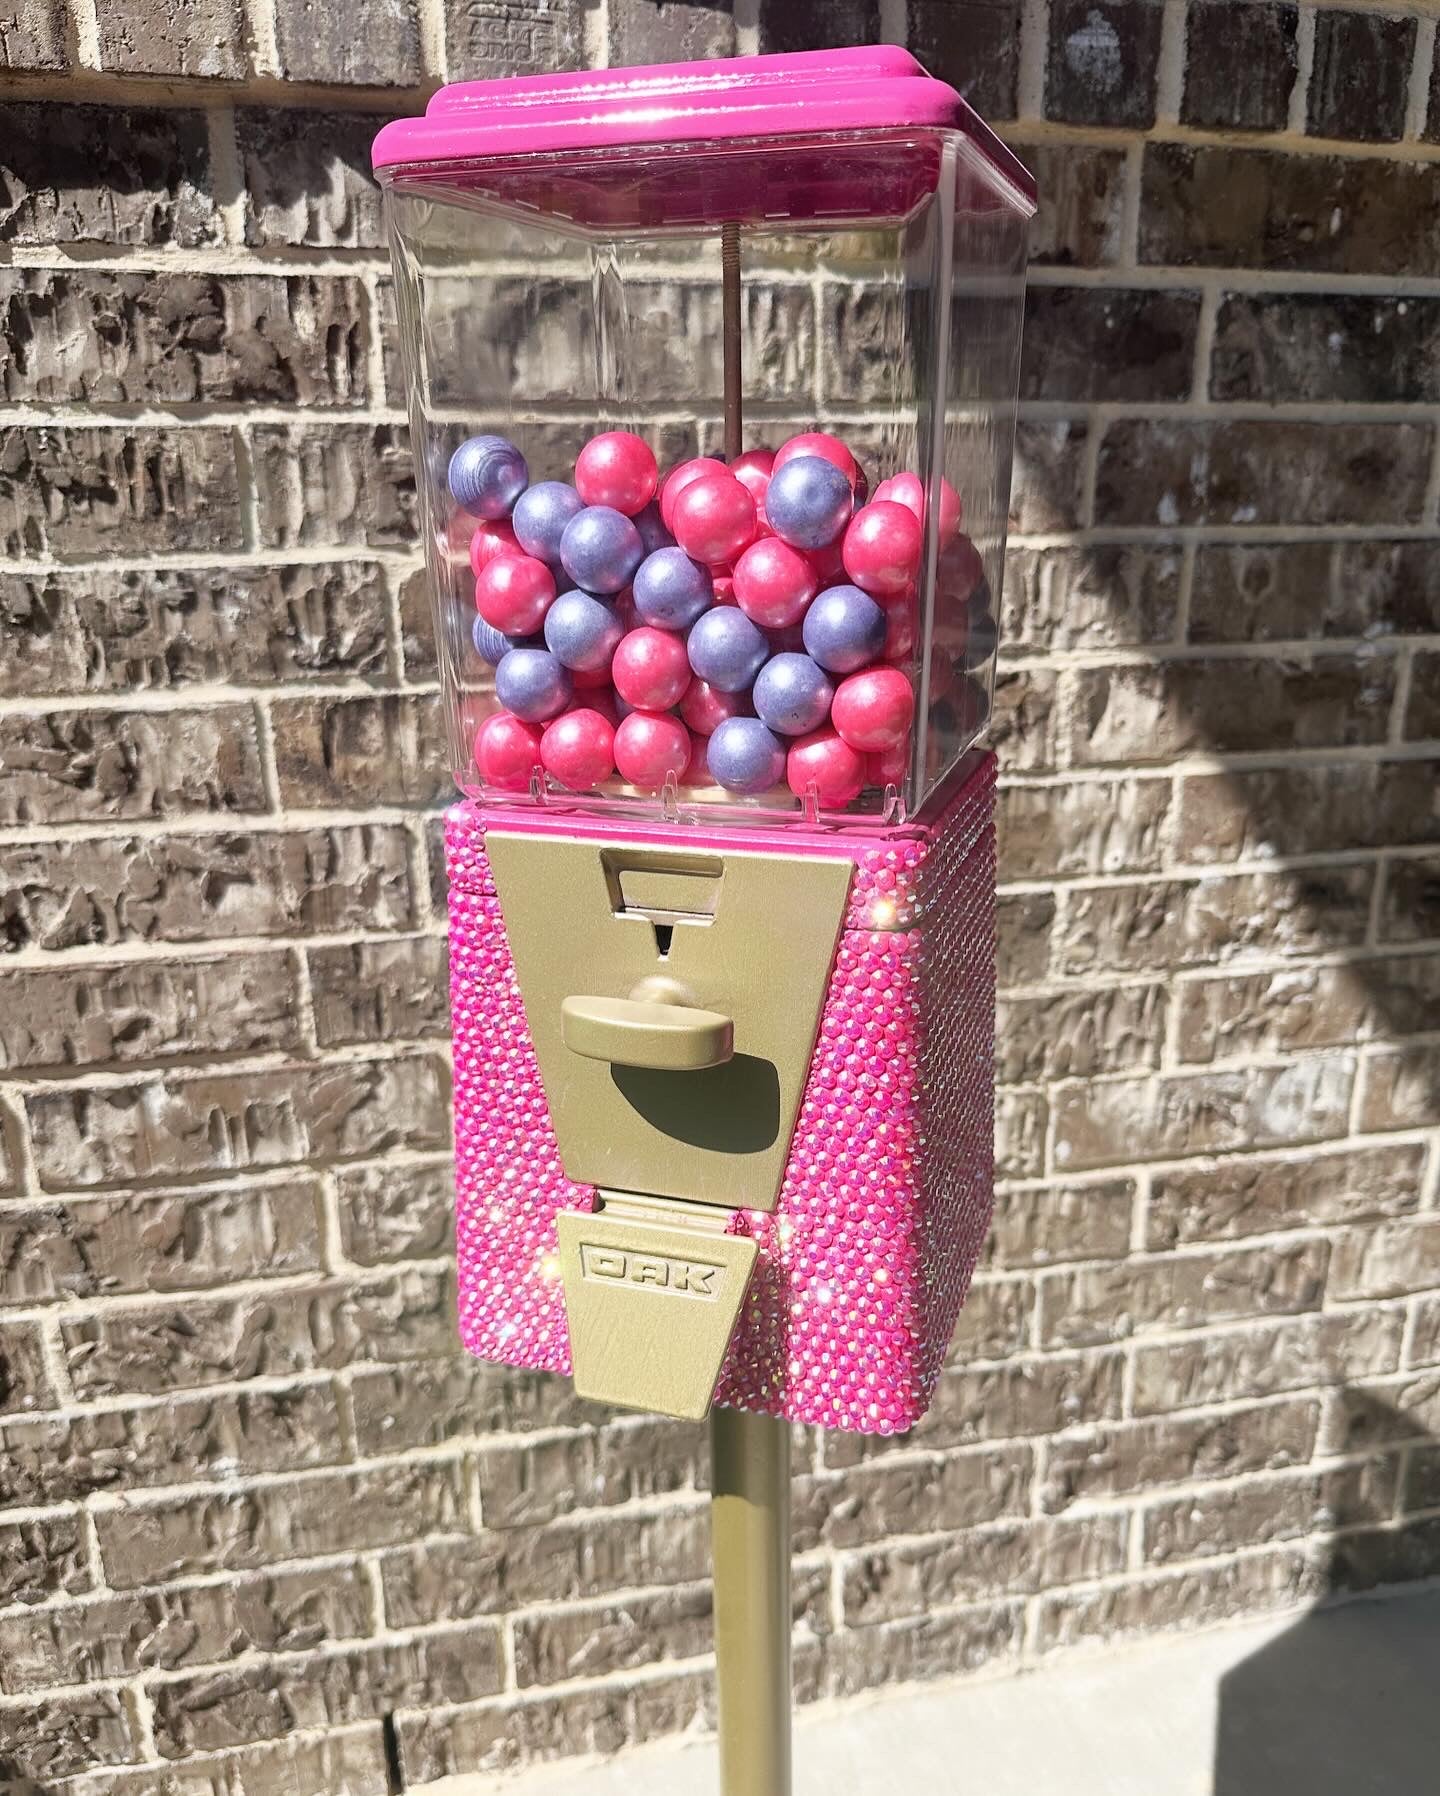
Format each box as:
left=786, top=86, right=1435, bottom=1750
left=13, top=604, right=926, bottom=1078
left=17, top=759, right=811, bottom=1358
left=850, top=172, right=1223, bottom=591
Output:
left=371, top=46, right=1035, bottom=212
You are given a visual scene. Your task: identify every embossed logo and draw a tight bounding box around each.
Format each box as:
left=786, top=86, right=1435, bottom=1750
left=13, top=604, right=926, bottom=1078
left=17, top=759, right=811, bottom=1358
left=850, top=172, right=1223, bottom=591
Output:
left=579, top=1243, right=720, bottom=1300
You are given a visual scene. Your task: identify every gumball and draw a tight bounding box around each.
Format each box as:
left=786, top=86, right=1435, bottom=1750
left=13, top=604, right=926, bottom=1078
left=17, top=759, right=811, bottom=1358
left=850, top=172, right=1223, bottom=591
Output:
left=937, top=533, right=985, bottom=604
left=765, top=455, right=853, bottom=551
left=867, top=741, right=910, bottom=788
left=541, top=708, right=615, bottom=791
left=634, top=501, right=674, bottom=556
left=469, top=518, right=520, bottom=575
left=966, top=610, right=999, bottom=668
left=807, top=537, right=848, bottom=587
left=572, top=662, right=614, bottom=692
left=611, top=627, right=692, bottom=711
left=802, top=584, right=886, bottom=674
left=560, top=506, right=645, bottom=595
left=773, top=431, right=857, bottom=489
left=614, top=588, right=640, bottom=633
left=733, top=538, right=818, bottom=630
left=576, top=431, right=659, bottom=516
left=615, top=711, right=692, bottom=790
left=852, top=462, right=870, bottom=507
left=660, top=457, right=727, bottom=533
left=449, top=435, right=528, bottom=519
left=831, top=666, right=915, bottom=753
left=681, top=676, right=749, bottom=736
left=881, top=590, right=918, bottom=661
left=543, top=589, right=623, bottom=673
left=680, top=731, right=712, bottom=787
left=712, top=571, right=738, bottom=606
left=568, top=685, right=620, bottom=727
left=512, top=481, right=584, bottom=565
left=873, top=471, right=962, bottom=545
left=475, top=553, right=557, bottom=636
left=686, top=606, right=769, bottom=693
left=753, top=653, right=834, bottom=738
left=632, top=547, right=714, bottom=629
left=786, top=729, right=866, bottom=807
left=495, top=647, right=572, bottom=722
left=473, top=616, right=535, bottom=666
left=671, top=472, right=757, bottom=566
left=474, top=712, right=543, bottom=791
left=731, top=447, right=775, bottom=515
left=842, top=500, right=923, bottom=598
left=707, top=717, right=786, bottom=795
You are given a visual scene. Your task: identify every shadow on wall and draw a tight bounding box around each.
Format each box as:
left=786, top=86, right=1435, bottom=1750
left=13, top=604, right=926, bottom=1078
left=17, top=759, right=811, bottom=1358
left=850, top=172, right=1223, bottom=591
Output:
left=1213, top=1389, right=1440, bottom=1796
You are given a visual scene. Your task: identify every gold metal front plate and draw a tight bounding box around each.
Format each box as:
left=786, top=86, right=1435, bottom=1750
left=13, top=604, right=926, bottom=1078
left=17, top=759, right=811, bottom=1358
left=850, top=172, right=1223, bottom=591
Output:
left=488, top=834, right=851, bottom=1213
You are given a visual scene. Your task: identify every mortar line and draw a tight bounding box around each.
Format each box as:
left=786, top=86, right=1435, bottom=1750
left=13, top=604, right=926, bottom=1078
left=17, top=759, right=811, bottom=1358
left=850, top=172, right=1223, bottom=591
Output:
left=1404, top=13, right=1438, bottom=142
left=206, top=105, right=248, bottom=248
left=1155, top=0, right=1188, bottom=125
left=417, top=0, right=447, bottom=81
left=1289, top=6, right=1318, bottom=136
left=1016, top=0, right=1048, bottom=121
left=879, top=0, right=907, bottom=45
left=70, top=0, right=100, bottom=64
left=733, top=0, right=760, bottom=56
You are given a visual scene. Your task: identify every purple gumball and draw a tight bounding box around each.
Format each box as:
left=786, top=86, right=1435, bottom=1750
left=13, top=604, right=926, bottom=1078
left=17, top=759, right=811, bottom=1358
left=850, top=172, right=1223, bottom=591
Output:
left=473, top=617, right=538, bottom=665
left=495, top=647, right=572, bottom=722
left=543, top=590, right=624, bottom=673
left=560, top=506, right=645, bottom=595
left=707, top=717, right=786, bottom=795
left=802, top=584, right=886, bottom=674
left=752, top=652, right=834, bottom=737
left=449, top=435, right=528, bottom=520
left=635, top=501, right=675, bottom=556
left=513, top=481, right=584, bottom=564
left=687, top=607, right=769, bottom=693
left=633, top=547, right=714, bottom=629
left=765, top=454, right=853, bottom=550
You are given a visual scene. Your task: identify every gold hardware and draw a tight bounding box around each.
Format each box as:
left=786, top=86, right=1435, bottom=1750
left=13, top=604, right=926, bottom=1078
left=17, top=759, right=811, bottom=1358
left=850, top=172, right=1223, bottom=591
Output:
left=561, top=993, right=735, bottom=1071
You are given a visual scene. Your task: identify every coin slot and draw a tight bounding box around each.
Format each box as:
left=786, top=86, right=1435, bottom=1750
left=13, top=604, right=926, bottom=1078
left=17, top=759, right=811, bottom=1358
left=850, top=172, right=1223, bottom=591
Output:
left=652, top=921, right=675, bottom=958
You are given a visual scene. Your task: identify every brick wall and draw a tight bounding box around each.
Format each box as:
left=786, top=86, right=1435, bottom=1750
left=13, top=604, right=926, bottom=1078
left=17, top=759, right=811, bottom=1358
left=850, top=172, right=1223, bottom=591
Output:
left=2, top=0, right=1439, bottom=1789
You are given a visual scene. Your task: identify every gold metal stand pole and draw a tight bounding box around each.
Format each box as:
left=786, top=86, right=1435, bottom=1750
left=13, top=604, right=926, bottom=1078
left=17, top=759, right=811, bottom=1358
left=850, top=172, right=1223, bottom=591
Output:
left=710, top=1407, right=793, bottom=1796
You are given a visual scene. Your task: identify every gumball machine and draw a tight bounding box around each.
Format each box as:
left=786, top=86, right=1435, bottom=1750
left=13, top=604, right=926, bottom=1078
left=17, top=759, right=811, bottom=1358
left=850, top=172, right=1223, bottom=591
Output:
left=375, top=47, right=1033, bottom=1794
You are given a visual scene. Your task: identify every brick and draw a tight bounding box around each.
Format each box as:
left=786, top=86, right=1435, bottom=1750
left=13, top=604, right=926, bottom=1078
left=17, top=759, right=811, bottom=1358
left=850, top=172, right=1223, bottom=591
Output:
left=274, top=0, right=422, bottom=82
left=27, top=1054, right=451, bottom=1190
left=1046, top=0, right=1162, bottom=126
left=1360, top=1044, right=1440, bottom=1132
left=0, top=1691, right=139, bottom=1780
left=0, top=1320, right=56, bottom=1415
left=1022, top=287, right=1200, bottom=403
left=995, top=1087, right=1047, bottom=1180
left=0, top=1513, right=91, bottom=1606
left=1041, top=1400, right=1320, bottom=1513
left=1308, top=10, right=1415, bottom=143
left=515, top=1583, right=716, bottom=1687
left=0, top=426, right=243, bottom=557
left=334, top=1159, right=452, bottom=1268
left=1327, top=1375, right=1440, bottom=1454
left=396, top=1683, right=635, bottom=1785
left=1140, top=143, right=1440, bottom=278
left=902, top=1350, right=1126, bottom=1454
left=1003, top=544, right=1182, bottom=655
left=995, top=890, right=1056, bottom=985
left=270, top=694, right=449, bottom=808
left=1009, top=419, right=1089, bottom=532
left=758, top=0, right=877, bottom=51
left=998, top=776, right=1172, bottom=879
left=1010, top=140, right=1126, bottom=267
left=150, top=1623, right=502, bottom=1759
left=1130, top=1310, right=1404, bottom=1416
left=989, top=667, right=1061, bottom=774
left=1380, top=855, right=1440, bottom=945
left=0, top=102, right=216, bottom=247
left=825, top=1602, right=1024, bottom=1698
left=349, top=1357, right=594, bottom=1459
left=0, top=825, right=415, bottom=955
left=595, top=1417, right=700, bottom=1506
left=0, top=269, right=366, bottom=406
left=95, top=0, right=245, bottom=75
left=1036, top=1548, right=1314, bottom=1650
left=1213, top=292, right=1440, bottom=405
left=985, top=1180, right=1135, bottom=1271
left=445, top=0, right=584, bottom=78
left=253, top=424, right=416, bottom=550
left=909, top=0, right=1020, bottom=118
left=1404, top=1444, right=1440, bottom=1509
left=797, top=1444, right=1033, bottom=1551
left=0, top=564, right=389, bottom=701
left=0, top=1564, right=372, bottom=1695
left=1190, top=540, right=1440, bottom=645
left=96, top=1461, right=467, bottom=1589
left=996, top=985, right=1164, bottom=1083
left=1146, top=1145, right=1423, bottom=1249
left=476, top=1433, right=601, bottom=1529
left=1326, top=1517, right=1440, bottom=1593
left=62, top=1268, right=452, bottom=1398
left=61, top=1729, right=394, bottom=1796
left=1039, top=1238, right=1328, bottom=1350
left=0, top=1180, right=323, bottom=1304
left=0, top=0, right=66, bottom=68
left=1176, top=762, right=1440, bottom=865
left=309, top=936, right=448, bottom=1046
left=1096, top=419, right=1432, bottom=529
left=398, top=564, right=439, bottom=682
left=1052, top=1058, right=1354, bottom=1172
left=0, top=1384, right=347, bottom=1506
left=1182, top=1, right=1297, bottom=131
left=0, top=949, right=301, bottom=1070
left=237, top=111, right=386, bottom=251
left=1405, top=652, right=1440, bottom=741
left=610, top=0, right=735, bottom=62
left=1141, top=1465, right=1393, bottom=1565
left=1177, top=956, right=1440, bottom=1064
left=948, top=1275, right=1035, bottom=1361
left=1330, top=1218, right=1440, bottom=1302
left=1057, top=866, right=1374, bottom=978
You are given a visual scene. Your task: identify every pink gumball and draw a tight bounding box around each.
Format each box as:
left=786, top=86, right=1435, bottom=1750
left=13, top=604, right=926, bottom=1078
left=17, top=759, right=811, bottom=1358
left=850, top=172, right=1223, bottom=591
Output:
left=680, top=731, right=713, bottom=787
left=937, top=532, right=985, bottom=603
left=774, top=431, right=857, bottom=489
left=874, top=471, right=962, bottom=545
left=660, top=457, right=727, bottom=533
left=615, top=711, right=693, bottom=790
left=575, top=431, right=659, bottom=516
left=613, top=587, right=639, bottom=632
left=474, top=711, right=543, bottom=791
left=867, top=741, right=909, bottom=787
left=475, top=553, right=556, bottom=635
left=671, top=472, right=757, bottom=566
left=541, top=708, right=615, bottom=791
left=731, top=447, right=774, bottom=517
left=881, top=590, right=918, bottom=661
left=712, top=571, right=738, bottom=606
left=569, top=685, right=620, bottom=727
left=786, top=729, right=866, bottom=807
left=733, top=537, right=818, bottom=630
left=570, top=661, right=613, bottom=691
left=681, top=676, right=749, bottom=736
left=831, top=666, right=916, bottom=753
left=611, top=626, right=692, bottom=711
left=842, top=501, right=923, bottom=598
left=469, top=519, right=520, bottom=576
left=807, top=537, right=848, bottom=587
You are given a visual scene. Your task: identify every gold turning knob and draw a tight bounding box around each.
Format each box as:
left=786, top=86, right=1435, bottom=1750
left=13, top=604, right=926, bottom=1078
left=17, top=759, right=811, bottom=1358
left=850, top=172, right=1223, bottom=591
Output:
left=561, top=994, right=734, bottom=1071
